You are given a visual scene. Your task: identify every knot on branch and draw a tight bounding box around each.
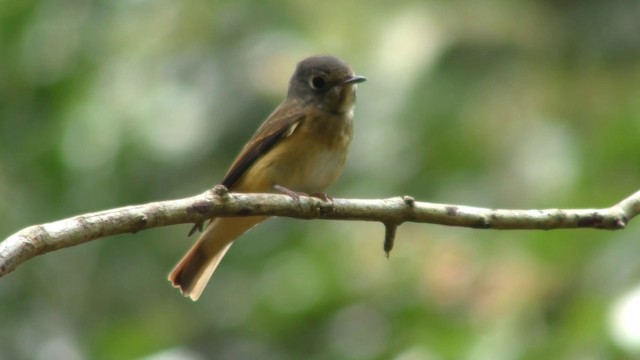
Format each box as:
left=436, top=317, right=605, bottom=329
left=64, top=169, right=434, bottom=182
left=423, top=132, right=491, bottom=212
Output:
left=472, top=216, right=492, bottom=229
left=403, top=196, right=415, bottom=207
left=616, top=216, right=628, bottom=228
left=131, top=214, right=149, bottom=234
left=212, top=184, right=230, bottom=200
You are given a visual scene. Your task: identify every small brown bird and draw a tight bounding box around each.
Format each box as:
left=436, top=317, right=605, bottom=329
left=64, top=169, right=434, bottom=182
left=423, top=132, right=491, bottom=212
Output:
left=168, top=55, right=366, bottom=300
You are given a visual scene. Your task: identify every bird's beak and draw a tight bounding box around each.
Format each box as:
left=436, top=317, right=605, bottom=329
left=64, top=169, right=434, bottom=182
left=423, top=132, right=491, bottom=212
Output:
left=342, top=75, right=367, bottom=85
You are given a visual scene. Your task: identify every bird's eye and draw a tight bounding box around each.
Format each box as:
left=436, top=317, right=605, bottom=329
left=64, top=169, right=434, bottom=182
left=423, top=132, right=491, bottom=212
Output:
left=310, top=76, right=327, bottom=89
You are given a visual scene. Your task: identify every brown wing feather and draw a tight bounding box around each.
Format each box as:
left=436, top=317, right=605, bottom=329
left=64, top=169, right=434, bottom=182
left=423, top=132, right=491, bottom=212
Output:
left=222, top=99, right=305, bottom=189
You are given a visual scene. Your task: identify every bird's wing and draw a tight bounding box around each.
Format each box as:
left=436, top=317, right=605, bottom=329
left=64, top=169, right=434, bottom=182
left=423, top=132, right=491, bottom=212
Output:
left=221, top=100, right=305, bottom=189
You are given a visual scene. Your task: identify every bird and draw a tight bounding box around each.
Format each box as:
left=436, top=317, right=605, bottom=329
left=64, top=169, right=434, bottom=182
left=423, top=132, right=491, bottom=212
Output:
left=168, top=55, right=366, bottom=300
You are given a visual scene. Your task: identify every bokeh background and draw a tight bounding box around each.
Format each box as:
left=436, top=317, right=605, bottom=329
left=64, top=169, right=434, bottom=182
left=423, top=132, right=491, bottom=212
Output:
left=2, top=1, right=640, bottom=359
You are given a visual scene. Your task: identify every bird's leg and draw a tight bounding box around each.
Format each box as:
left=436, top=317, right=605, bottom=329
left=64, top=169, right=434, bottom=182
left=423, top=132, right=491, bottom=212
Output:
left=273, top=185, right=332, bottom=203
left=273, top=184, right=304, bottom=202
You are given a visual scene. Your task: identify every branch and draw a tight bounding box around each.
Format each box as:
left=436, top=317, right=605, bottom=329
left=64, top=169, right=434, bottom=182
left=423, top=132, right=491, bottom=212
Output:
left=2, top=185, right=639, bottom=277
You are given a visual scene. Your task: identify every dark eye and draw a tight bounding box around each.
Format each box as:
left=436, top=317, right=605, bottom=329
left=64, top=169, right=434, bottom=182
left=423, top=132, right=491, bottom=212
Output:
left=309, top=76, right=327, bottom=89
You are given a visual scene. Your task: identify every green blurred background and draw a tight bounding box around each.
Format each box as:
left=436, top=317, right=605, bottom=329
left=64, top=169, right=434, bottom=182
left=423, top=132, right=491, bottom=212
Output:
left=2, top=0, right=640, bottom=359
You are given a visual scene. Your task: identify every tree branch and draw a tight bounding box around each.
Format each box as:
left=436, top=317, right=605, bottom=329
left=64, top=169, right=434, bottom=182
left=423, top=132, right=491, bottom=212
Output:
left=2, top=185, right=639, bottom=277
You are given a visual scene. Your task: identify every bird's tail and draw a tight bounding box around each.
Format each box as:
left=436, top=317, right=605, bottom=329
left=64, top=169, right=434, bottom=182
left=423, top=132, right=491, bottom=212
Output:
left=168, top=216, right=267, bottom=301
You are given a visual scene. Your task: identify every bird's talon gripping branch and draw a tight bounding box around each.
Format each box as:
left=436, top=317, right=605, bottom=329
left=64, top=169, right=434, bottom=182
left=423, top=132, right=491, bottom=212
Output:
left=273, top=184, right=304, bottom=203
left=310, top=192, right=333, bottom=202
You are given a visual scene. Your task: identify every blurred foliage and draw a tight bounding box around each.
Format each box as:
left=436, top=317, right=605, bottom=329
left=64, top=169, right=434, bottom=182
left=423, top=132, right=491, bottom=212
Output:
left=1, top=0, right=640, bottom=359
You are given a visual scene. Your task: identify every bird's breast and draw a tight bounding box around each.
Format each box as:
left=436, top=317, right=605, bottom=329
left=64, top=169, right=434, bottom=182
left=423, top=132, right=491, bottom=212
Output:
left=255, top=111, right=353, bottom=193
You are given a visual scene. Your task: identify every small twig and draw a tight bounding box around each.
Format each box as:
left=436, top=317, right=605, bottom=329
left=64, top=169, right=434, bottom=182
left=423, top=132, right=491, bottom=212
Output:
left=383, top=223, right=398, bottom=258
left=1, top=189, right=639, bottom=277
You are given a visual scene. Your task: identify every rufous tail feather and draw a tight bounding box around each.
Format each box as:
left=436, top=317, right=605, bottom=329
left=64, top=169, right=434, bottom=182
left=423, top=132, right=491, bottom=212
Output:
left=168, top=216, right=267, bottom=301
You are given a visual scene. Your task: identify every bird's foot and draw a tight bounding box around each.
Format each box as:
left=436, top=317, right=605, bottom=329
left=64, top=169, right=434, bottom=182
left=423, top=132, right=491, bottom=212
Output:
left=309, top=192, right=332, bottom=202
left=273, top=184, right=304, bottom=203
